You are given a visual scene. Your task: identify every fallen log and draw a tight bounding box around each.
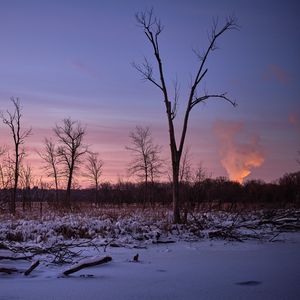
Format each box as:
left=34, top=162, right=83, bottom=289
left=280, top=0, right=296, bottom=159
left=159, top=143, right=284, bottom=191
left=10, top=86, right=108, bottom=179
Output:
left=24, top=260, right=40, bottom=276
left=153, top=239, right=176, bottom=244
left=0, top=267, right=19, bottom=274
left=63, top=256, right=112, bottom=276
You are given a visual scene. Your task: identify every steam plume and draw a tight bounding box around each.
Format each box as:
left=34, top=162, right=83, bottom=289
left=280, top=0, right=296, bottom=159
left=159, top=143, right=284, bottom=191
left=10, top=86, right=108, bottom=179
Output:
left=214, top=121, right=264, bottom=184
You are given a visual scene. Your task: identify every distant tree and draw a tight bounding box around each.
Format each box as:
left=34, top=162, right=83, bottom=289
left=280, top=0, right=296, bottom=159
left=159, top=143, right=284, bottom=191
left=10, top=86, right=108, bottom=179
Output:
left=179, top=148, right=192, bottom=184
left=38, top=138, right=60, bottom=202
left=20, top=164, right=33, bottom=190
left=126, top=126, right=163, bottom=201
left=0, top=152, right=14, bottom=190
left=0, top=146, right=8, bottom=189
left=193, top=163, right=208, bottom=184
left=20, top=164, right=33, bottom=211
left=0, top=98, right=32, bottom=214
left=83, top=152, right=103, bottom=203
left=54, top=118, right=88, bottom=204
left=134, top=10, right=238, bottom=222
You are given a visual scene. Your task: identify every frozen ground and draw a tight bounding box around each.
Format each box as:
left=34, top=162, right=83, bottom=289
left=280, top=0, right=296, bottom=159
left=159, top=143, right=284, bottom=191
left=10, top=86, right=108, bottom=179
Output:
left=0, top=209, right=299, bottom=299
left=1, top=233, right=300, bottom=300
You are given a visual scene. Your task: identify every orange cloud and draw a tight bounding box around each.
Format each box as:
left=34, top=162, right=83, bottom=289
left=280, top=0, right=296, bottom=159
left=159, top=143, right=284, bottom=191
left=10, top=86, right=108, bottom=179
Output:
left=213, top=120, right=265, bottom=184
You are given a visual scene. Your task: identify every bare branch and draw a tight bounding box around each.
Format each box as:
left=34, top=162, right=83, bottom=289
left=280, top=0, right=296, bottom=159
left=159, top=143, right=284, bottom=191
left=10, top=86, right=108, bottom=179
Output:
left=132, top=58, right=163, bottom=91
left=190, top=92, right=237, bottom=110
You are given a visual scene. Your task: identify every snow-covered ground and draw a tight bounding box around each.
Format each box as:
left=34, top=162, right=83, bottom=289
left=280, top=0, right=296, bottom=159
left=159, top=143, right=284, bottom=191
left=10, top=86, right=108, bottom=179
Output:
left=1, top=234, right=300, bottom=300
left=1, top=209, right=300, bottom=299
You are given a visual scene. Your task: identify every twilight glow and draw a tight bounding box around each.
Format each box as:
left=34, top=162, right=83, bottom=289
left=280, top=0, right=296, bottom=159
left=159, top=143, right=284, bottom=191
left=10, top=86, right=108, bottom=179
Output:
left=0, top=0, right=299, bottom=185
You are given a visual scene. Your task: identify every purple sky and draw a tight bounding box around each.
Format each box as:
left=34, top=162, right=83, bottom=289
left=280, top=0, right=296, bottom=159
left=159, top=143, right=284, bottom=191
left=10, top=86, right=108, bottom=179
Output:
left=0, top=0, right=299, bottom=184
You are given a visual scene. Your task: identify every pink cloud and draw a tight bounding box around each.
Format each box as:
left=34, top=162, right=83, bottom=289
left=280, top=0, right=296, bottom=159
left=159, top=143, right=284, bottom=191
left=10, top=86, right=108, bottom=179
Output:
left=263, top=64, right=292, bottom=84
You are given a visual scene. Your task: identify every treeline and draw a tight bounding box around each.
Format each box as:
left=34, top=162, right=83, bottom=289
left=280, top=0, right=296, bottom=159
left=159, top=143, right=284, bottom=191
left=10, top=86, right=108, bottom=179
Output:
left=0, top=171, right=299, bottom=212
left=1, top=98, right=300, bottom=215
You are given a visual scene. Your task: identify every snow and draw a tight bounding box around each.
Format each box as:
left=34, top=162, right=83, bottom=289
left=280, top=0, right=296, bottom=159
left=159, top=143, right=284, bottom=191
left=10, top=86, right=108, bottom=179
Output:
left=1, top=209, right=300, bottom=299
left=0, top=234, right=300, bottom=299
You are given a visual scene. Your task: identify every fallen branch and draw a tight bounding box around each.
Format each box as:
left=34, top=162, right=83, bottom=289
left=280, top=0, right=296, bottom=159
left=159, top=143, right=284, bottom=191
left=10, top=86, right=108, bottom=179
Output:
left=0, top=255, right=33, bottom=261
left=208, top=229, right=243, bottom=242
left=63, top=256, right=112, bottom=276
left=24, top=260, right=40, bottom=276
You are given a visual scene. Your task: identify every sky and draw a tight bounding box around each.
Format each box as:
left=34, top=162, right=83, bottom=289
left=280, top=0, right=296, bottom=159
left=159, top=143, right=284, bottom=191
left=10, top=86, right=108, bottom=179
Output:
left=0, top=0, right=299, bottom=185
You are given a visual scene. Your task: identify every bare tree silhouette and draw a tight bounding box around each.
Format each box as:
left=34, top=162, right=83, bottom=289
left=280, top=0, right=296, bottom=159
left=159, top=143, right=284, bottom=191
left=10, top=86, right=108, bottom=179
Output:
left=0, top=98, right=32, bottom=214
left=38, top=138, right=60, bottom=202
left=0, top=146, right=8, bottom=189
left=83, top=152, right=103, bottom=204
left=54, top=118, right=88, bottom=205
left=134, top=9, right=238, bottom=222
left=126, top=126, right=163, bottom=202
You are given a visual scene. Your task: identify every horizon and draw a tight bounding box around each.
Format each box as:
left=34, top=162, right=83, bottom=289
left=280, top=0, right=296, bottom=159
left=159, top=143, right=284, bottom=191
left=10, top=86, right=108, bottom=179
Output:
left=1, top=0, right=299, bottom=186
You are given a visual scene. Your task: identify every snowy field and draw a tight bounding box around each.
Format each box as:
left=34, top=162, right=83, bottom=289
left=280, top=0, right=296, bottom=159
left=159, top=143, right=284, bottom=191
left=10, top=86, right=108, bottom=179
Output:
left=1, top=208, right=300, bottom=299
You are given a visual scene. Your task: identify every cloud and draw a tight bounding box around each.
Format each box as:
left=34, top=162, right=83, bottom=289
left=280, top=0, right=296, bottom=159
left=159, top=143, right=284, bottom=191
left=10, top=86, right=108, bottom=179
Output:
left=263, top=64, right=292, bottom=84
left=213, top=120, right=264, bottom=183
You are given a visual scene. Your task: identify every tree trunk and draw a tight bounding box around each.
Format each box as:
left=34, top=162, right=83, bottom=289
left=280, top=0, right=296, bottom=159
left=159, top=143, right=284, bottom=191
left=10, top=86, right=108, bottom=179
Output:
left=66, top=159, right=75, bottom=206
left=66, top=176, right=72, bottom=206
left=54, top=172, right=59, bottom=203
left=172, top=162, right=181, bottom=223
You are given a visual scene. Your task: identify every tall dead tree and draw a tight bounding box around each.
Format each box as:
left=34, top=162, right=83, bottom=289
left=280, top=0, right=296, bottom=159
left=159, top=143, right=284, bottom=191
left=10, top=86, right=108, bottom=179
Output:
left=54, top=118, right=88, bottom=205
left=0, top=98, right=31, bottom=214
left=126, top=126, right=162, bottom=202
left=83, top=152, right=103, bottom=203
left=134, top=10, right=238, bottom=222
left=38, top=138, right=60, bottom=202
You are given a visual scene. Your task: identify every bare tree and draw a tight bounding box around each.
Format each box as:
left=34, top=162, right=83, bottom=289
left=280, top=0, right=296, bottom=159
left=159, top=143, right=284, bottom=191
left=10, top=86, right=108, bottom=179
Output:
left=20, top=164, right=33, bottom=211
left=20, top=164, right=33, bottom=190
left=83, top=152, right=103, bottom=203
left=38, top=138, right=60, bottom=202
left=179, top=147, right=192, bottom=184
left=193, top=162, right=208, bottom=184
left=134, top=10, right=238, bottom=222
left=126, top=126, right=163, bottom=201
left=0, top=152, right=14, bottom=190
left=0, top=147, right=9, bottom=194
left=54, top=118, right=88, bottom=204
left=0, top=98, right=32, bottom=214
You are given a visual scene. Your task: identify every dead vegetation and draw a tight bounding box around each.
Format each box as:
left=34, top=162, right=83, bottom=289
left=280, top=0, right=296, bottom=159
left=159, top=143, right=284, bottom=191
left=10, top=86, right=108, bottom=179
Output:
left=0, top=207, right=299, bottom=277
